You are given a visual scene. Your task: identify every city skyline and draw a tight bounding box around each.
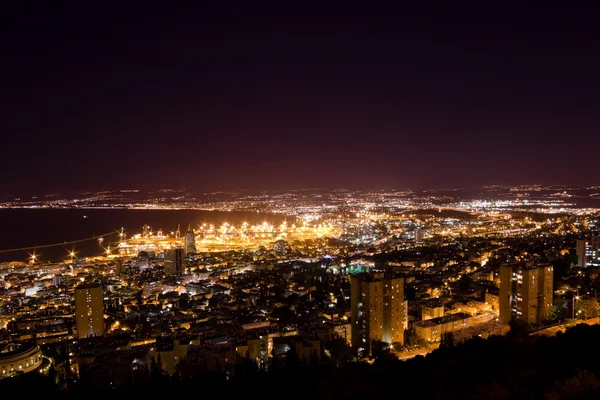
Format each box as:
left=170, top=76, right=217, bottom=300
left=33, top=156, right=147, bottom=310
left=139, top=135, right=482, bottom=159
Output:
left=3, top=4, right=600, bottom=395
left=2, top=3, right=600, bottom=193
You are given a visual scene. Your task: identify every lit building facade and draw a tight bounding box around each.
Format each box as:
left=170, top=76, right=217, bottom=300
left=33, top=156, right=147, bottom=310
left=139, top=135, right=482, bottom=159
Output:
left=499, top=263, right=553, bottom=324
left=184, top=225, right=196, bottom=255
left=413, top=312, right=473, bottom=342
left=422, top=304, right=444, bottom=321
left=75, top=283, right=105, bottom=339
left=164, top=247, right=184, bottom=275
left=273, top=239, right=288, bottom=256
left=351, top=272, right=405, bottom=355
left=0, top=342, right=43, bottom=378
left=415, top=228, right=423, bottom=243
left=485, top=291, right=500, bottom=311
left=576, top=235, right=600, bottom=268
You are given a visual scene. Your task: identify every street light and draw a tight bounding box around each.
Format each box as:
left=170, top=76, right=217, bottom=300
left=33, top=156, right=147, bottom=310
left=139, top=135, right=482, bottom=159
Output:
left=572, top=296, right=580, bottom=319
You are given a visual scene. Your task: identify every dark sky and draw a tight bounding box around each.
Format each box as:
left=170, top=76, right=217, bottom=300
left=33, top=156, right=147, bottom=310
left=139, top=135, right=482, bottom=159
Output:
left=2, top=2, right=599, bottom=194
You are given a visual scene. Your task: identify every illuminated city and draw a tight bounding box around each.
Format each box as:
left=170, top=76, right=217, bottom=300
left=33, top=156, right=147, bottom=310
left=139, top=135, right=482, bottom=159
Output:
left=3, top=2, right=600, bottom=398
left=0, top=185, right=599, bottom=393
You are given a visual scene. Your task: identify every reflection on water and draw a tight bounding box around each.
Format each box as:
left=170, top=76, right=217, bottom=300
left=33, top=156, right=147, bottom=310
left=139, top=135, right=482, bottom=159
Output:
left=0, top=209, right=291, bottom=263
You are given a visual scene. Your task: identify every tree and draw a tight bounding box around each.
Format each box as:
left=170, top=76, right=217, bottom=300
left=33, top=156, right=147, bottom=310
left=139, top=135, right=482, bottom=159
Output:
left=336, top=293, right=346, bottom=308
left=63, top=355, right=74, bottom=384
left=406, top=328, right=421, bottom=346
left=149, top=354, right=166, bottom=383
left=156, top=353, right=163, bottom=373
left=575, top=295, right=600, bottom=319
left=234, top=355, right=259, bottom=378
left=286, top=344, right=301, bottom=369
left=472, top=382, right=511, bottom=400
left=458, top=275, right=473, bottom=292
left=269, top=355, right=282, bottom=372
left=326, top=337, right=353, bottom=364
left=149, top=356, right=157, bottom=375
left=178, top=293, right=191, bottom=309
left=508, top=318, right=530, bottom=337
left=440, top=332, right=455, bottom=349
left=47, top=364, right=58, bottom=385
left=546, top=369, right=600, bottom=400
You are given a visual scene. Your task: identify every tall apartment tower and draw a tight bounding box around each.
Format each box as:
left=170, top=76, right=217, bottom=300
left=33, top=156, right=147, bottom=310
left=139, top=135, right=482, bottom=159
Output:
left=351, top=273, right=405, bottom=355
left=164, top=247, right=185, bottom=275
left=184, top=224, right=196, bottom=255
left=576, top=235, right=600, bottom=268
left=576, top=239, right=588, bottom=267
left=415, top=228, right=423, bottom=244
left=74, top=283, right=104, bottom=339
left=593, top=236, right=600, bottom=266
left=499, top=263, right=553, bottom=325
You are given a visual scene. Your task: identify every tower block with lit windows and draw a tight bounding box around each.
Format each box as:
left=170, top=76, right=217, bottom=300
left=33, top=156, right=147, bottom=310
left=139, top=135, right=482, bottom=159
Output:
left=576, top=235, right=600, bottom=268
left=351, top=272, right=406, bottom=355
left=499, top=263, right=553, bottom=325
left=164, top=247, right=185, bottom=275
left=74, top=283, right=105, bottom=339
left=184, top=224, right=196, bottom=255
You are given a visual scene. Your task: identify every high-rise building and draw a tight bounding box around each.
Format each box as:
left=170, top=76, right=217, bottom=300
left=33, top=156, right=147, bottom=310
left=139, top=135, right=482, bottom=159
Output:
left=499, top=263, right=553, bottom=325
left=273, top=240, right=288, bottom=256
left=415, top=228, right=423, bottom=243
left=184, top=225, right=196, bottom=255
left=351, top=272, right=406, bottom=355
left=576, top=235, right=600, bottom=268
left=164, top=247, right=184, bottom=275
left=74, top=283, right=104, bottom=339
left=576, top=239, right=587, bottom=267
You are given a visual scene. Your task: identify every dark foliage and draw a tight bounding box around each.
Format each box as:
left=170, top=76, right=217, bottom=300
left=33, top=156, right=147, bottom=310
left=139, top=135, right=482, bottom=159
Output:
left=5, top=324, right=600, bottom=399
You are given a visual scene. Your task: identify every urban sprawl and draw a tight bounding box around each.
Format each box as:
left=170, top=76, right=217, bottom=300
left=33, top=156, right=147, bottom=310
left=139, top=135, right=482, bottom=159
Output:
left=1, top=185, right=600, bottom=388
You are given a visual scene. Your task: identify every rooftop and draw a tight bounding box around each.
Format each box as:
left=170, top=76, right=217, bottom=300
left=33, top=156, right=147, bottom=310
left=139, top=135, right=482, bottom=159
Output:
left=76, top=282, right=102, bottom=290
left=0, top=341, right=37, bottom=359
left=414, top=312, right=472, bottom=328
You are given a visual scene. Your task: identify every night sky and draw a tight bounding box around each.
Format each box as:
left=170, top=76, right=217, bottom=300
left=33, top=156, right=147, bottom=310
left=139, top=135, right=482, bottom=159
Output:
left=2, top=3, right=599, bottom=194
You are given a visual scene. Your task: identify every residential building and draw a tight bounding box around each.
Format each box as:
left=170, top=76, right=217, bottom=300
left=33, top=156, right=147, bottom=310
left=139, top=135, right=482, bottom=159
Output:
left=485, top=290, right=500, bottom=311
left=415, top=228, right=423, bottom=243
left=184, top=225, right=196, bottom=255
left=422, top=303, right=444, bottom=321
left=576, top=235, right=600, bottom=268
left=164, top=247, right=184, bottom=275
left=413, top=312, right=473, bottom=342
left=75, top=283, right=104, bottom=339
left=499, top=263, right=553, bottom=324
left=351, top=272, right=406, bottom=355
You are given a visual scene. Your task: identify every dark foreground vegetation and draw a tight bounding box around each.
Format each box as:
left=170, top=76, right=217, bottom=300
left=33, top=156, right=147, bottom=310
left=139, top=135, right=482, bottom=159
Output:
left=4, top=323, right=600, bottom=399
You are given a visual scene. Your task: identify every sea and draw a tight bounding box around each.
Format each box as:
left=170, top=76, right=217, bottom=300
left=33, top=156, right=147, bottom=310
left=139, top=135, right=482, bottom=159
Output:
left=0, top=209, right=290, bottom=263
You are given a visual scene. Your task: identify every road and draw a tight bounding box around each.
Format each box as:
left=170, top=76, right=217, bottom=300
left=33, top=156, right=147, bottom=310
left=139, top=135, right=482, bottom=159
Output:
left=394, top=343, right=440, bottom=360
left=532, top=317, right=600, bottom=337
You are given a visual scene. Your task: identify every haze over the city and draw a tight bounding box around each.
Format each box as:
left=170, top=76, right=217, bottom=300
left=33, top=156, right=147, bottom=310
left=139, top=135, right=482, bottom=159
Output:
left=2, top=2, right=600, bottom=194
